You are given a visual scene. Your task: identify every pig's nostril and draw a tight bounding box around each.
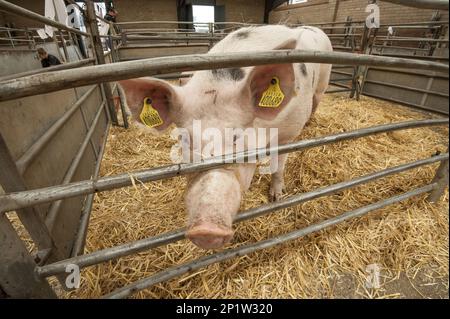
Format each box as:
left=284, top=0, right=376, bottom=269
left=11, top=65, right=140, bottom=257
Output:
left=186, top=222, right=234, bottom=250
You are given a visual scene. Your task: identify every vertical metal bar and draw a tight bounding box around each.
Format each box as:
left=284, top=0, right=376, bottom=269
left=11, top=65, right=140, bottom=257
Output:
left=58, top=29, right=70, bottom=62
left=0, top=214, right=56, bottom=298
left=6, top=29, right=14, bottom=48
left=76, top=89, right=100, bottom=159
left=115, top=84, right=129, bottom=129
left=71, top=122, right=110, bottom=257
left=428, top=147, right=449, bottom=202
left=420, top=76, right=434, bottom=107
left=45, top=101, right=106, bottom=231
left=85, top=0, right=118, bottom=125
left=0, top=133, right=54, bottom=252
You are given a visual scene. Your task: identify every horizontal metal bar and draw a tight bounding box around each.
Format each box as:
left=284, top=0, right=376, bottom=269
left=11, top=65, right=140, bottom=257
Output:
left=375, top=37, right=449, bottom=43
left=117, top=34, right=224, bottom=41
left=380, top=0, right=449, bottom=10
left=305, top=20, right=366, bottom=26
left=0, top=37, right=33, bottom=42
left=327, top=88, right=352, bottom=93
left=362, top=92, right=449, bottom=115
left=327, top=34, right=362, bottom=37
left=0, top=49, right=448, bottom=102
left=15, top=86, right=98, bottom=175
left=1, top=118, right=447, bottom=214
left=45, top=101, right=106, bottom=230
left=0, top=58, right=95, bottom=82
left=0, top=0, right=89, bottom=37
left=372, top=44, right=430, bottom=52
left=371, top=52, right=449, bottom=62
left=115, top=21, right=258, bottom=26
left=330, top=77, right=353, bottom=82
left=379, top=20, right=449, bottom=27
left=366, top=66, right=449, bottom=79
left=35, top=154, right=447, bottom=278
left=71, top=123, right=111, bottom=257
left=364, top=79, right=449, bottom=97
left=103, top=183, right=437, bottom=298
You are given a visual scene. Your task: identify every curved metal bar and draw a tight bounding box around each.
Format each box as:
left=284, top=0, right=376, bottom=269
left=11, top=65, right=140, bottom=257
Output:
left=0, top=50, right=448, bottom=102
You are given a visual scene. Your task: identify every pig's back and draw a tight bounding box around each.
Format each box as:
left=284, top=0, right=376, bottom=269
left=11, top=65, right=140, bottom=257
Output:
left=209, top=25, right=301, bottom=53
left=209, top=25, right=331, bottom=53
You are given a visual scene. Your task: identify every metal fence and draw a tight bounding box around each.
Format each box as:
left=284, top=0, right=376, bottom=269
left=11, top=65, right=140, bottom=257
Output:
left=0, top=0, right=449, bottom=299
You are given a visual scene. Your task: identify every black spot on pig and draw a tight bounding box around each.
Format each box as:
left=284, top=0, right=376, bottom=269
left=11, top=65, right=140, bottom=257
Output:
left=211, top=68, right=245, bottom=81
left=234, top=30, right=250, bottom=39
left=299, top=63, right=308, bottom=76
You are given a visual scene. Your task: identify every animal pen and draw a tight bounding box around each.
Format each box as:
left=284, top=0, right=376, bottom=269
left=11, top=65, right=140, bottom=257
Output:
left=0, top=0, right=448, bottom=299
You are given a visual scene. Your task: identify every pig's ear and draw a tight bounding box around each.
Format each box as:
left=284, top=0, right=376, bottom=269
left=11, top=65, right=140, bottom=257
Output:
left=243, top=63, right=296, bottom=120
left=118, top=78, right=181, bottom=131
left=274, top=38, right=297, bottom=50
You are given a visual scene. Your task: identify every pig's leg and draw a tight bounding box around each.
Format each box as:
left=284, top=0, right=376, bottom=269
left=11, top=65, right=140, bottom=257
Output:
left=269, top=153, right=288, bottom=202
left=312, top=92, right=324, bottom=115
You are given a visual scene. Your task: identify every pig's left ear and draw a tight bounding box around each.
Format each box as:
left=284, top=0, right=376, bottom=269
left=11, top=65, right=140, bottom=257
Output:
left=242, top=40, right=297, bottom=120
left=118, top=77, right=181, bottom=131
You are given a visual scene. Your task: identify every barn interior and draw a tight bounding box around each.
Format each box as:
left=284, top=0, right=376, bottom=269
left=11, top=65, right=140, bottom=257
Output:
left=0, top=0, right=448, bottom=299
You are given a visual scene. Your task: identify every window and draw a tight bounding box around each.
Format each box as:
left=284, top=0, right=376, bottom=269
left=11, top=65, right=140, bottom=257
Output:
left=192, top=5, right=215, bottom=33
left=289, top=0, right=308, bottom=4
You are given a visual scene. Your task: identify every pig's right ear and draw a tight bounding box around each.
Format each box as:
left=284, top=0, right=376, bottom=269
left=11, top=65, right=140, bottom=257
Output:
left=118, top=78, right=181, bottom=131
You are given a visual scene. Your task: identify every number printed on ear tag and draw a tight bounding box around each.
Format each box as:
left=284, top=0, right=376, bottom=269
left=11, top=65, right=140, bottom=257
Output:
left=140, top=97, right=164, bottom=128
left=258, top=77, right=285, bottom=108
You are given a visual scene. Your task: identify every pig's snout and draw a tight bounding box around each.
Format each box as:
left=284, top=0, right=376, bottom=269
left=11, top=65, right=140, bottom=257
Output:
left=186, top=222, right=234, bottom=249
left=185, top=169, right=242, bottom=250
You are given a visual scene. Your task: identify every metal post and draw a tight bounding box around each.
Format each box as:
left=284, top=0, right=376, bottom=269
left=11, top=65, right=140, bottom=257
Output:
left=58, top=30, right=70, bottom=62
left=428, top=148, right=449, bottom=202
left=0, top=133, right=55, bottom=252
left=85, top=0, right=118, bottom=125
left=0, top=214, right=56, bottom=298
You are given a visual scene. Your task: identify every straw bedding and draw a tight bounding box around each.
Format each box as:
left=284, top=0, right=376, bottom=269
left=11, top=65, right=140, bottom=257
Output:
left=59, top=93, right=448, bottom=298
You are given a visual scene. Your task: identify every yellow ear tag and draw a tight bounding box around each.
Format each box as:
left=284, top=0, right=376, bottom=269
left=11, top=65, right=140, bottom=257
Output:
left=258, top=77, right=285, bottom=108
left=140, top=97, right=164, bottom=128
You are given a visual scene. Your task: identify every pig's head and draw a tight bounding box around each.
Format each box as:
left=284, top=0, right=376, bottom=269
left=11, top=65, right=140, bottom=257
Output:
left=118, top=43, right=297, bottom=249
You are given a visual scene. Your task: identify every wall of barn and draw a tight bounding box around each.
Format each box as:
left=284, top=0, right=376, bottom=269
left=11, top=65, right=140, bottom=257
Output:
left=0, top=0, right=45, bottom=28
left=215, top=0, right=265, bottom=23
left=113, top=0, right=265, bottom=24
left=113, top=0, right=178, bottom=22
left=269, top=0, right=449, bottom=25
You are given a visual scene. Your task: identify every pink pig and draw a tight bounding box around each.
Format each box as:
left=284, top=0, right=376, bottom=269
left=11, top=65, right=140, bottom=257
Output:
left=119, top=25, right=332, bottom=250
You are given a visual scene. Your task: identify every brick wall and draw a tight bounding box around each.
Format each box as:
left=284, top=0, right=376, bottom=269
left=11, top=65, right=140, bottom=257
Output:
left=269, top=0, right=449, bottom=25
left=216, top=0, right=266, bottom=23
left=0, top=0, right=45, bottom=28
left=114, top=0, right=178, bottom=23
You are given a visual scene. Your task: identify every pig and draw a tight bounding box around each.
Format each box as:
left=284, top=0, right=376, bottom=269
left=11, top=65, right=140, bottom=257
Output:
left=118, top=25, right=332, bottom=250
